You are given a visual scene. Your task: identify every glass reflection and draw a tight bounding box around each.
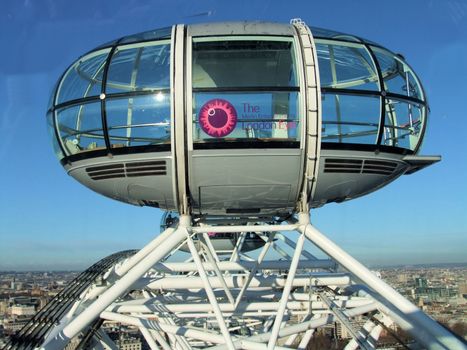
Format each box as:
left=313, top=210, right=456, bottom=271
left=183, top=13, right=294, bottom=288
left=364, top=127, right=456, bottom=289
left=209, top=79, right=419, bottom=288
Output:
left=372, top=47, right=424, bottom=100
left=383, top=98, right=424, bottom=150
left=56, top=102, right=105, bottom=155
left=107, top=42, right=171, bottom=93
left=106, top=94, right=171, bottom=147
left=57, top=50, right=109, bottom=104
left=192, top=38, right=298, bottom=88
left=46, top=112, right=64, bottom=160
left=322, top=93, right=381, bottom=144
left=316, top=41, right=379, bottom=91
left=48, top=25, right=428, bottom=158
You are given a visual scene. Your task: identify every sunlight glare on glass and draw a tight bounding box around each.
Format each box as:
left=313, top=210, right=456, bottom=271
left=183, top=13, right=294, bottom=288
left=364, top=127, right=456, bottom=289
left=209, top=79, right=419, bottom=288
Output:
left=154, top=92, right=165, bottom=102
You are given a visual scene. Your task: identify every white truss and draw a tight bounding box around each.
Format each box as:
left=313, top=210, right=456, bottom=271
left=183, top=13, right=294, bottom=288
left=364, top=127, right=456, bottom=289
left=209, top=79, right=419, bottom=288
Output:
left=38, top=213, right=465, bottom=350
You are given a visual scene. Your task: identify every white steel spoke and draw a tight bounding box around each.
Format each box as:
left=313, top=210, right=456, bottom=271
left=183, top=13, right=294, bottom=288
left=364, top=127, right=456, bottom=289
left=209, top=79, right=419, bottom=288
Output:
left=267, top=231, right=305, bottom=349
left=316, top=288, right=372, bottom=350
left=149, top=329, right=172, bottom=350
left=209, top=303, right=379, bottom=350
left=233, top=232, right=274, bottom=309
left=185, top=231, right=236, bottom=350
left=42, top=226, right=188, bottom=350
left=301, top=222, right=463, bottom=350
left=95, top=329, right=118, bottom=350
left=271, top=242, right=293, bottom=260
left=200, top=233, right=235, bottom=305
left=238, top=253, right=256, bottom=262
left=297, top=328, right=314, bottom=350
left=284, top=314, right=312, bottom=346
left=139, top=326, right=161, bottom=350
left=202, top=232, right=221, bottom=263
left=275, top=233, right=317, bottom=260
left=229, top=231, right=247, bottom=262
left=158, top=315, right=191, bottom=350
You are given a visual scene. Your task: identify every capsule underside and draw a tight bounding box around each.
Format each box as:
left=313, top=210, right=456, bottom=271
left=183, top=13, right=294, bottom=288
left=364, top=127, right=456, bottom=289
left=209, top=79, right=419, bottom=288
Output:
left=47, top=21, right=436, bottom=217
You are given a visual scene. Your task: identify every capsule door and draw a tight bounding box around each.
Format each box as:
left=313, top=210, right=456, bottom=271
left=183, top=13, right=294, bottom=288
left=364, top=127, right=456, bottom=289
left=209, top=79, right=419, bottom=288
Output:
left=185, top=33, right=307, bottom=216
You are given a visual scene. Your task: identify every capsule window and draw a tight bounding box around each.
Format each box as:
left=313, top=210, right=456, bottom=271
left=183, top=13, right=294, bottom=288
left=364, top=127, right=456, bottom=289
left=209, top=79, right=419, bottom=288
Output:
left=191, top=37, right=300, bottom=143
left=56, top=102, right=106, bottom=155
left=322, top=93, right=381, bottom=145
left=106, top=94, right=171, bottom=148
left=383, top=99, right=424, bottom=150
left=56, top=49, right=109, bottom=104
left=371, top=47, right=424, bottom=101
left=46, top=112, right=64, bottom=160
left=316, top=40, right=379, bottom=91
left=106, top=41, right=171, bottom=94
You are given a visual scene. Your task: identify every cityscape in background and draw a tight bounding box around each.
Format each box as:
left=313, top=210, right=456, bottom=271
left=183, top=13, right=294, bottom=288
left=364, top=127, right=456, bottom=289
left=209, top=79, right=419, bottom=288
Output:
left=1, top=263, right=465, bottom=349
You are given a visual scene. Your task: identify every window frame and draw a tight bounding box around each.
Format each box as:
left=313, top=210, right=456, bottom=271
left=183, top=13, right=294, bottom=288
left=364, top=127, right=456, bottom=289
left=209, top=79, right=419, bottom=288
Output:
left=187, top=35, right=303, bottom=150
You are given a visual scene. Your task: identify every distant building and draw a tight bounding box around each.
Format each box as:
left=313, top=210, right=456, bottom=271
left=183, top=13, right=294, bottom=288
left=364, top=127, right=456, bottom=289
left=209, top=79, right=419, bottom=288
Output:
left=10, top=305, right=35, bottom=316
left=3, top=316, right=31, bottom=333
left=64, top=336, right=82, bottom=350
left=116, top=335, right=142, bottom=350
left=459, top=283, right=467, bottom=295
left=0, top=301, right=8, bottom=314
left=397, top=274, right=408, bottom=283
left=334, top=318, right=366, bottom=339
left=415, top=277, right=428, bottom=288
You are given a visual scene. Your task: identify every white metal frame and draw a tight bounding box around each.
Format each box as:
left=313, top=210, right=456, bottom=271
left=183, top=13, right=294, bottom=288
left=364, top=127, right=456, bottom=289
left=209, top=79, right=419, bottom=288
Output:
left=39, top=213, right=464, bottom=350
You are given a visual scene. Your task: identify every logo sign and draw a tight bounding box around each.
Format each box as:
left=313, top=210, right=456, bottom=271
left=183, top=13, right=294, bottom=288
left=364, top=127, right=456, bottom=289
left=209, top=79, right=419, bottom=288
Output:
left=199, top=99, right=237, bottom=137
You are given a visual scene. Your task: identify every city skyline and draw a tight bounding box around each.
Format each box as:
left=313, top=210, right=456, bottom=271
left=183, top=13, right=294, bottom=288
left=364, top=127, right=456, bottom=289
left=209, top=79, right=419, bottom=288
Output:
left=1, top=0, right=466, bottom=271
left=1, top=266, right=465, bottom=347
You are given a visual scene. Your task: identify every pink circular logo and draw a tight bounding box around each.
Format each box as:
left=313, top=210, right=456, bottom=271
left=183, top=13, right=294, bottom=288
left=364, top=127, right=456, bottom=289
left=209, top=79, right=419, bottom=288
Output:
left=199, top=99, right=237, bottom=137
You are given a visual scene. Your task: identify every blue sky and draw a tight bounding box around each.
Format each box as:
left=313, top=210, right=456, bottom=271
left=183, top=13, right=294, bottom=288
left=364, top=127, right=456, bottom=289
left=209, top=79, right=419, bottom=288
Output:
left=0, top=0, right=466, bottom=270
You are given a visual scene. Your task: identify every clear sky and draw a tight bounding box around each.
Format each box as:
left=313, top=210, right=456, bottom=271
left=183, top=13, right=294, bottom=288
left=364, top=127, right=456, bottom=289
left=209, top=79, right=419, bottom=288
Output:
left=0, top=0, right=466, bottom=270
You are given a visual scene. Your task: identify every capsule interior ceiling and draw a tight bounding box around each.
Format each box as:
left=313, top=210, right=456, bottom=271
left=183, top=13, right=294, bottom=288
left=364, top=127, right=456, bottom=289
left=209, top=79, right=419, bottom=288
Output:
left=47, top=22, right=431, bottom=216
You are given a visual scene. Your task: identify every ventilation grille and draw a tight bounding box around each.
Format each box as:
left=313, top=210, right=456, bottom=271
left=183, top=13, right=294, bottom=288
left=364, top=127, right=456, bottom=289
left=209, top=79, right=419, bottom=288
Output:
left=362, top=160, right=398, bottom=175
left=141, top=200, right=160, bottom=208
left=324, top=159, right=362, bottom=174
left=86, top=160, right=166, bottom=180
left=324, top=158, right=398, bottom=176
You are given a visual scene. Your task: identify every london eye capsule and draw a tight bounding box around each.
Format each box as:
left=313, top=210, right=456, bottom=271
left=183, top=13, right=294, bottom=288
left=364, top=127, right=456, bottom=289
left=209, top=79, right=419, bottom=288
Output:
left=29, top=21, right=464, bottom=350
left=47, top=21, right=439, bottom=217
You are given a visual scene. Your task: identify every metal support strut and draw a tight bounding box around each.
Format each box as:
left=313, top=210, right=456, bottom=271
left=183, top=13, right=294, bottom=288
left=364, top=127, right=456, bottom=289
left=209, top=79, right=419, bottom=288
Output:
left=13, top=213, right=462, bottom=350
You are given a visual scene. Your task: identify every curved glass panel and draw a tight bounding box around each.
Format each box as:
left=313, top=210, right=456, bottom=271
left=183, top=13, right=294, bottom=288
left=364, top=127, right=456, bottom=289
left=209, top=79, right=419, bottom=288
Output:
left=57, top=49, right=110, bottom=104
left=107, top=41, right=171, bottom=93
left=322, top=93, right=381, bottom=144
left=310, top=27, right=361, bottom=42
left=383, top=98, right=424, bottom=150
left=106, top=94, right=171, bottom=147
left=316, top=40, right=379, bottom=91
left=93, top=39, right=119, bottom=50
left=47, top=80, right=60, bottom=112
left=192, top=36, right=300, bottom=143
left=371, top=47, right=424, bottom=100
left=46, top=112, right=64, bottom=160
left=119, top=27, right=171, bottom=45
left=49, top=25, right=429, bottom=160
left=52, top=36, right=173, bottom=158
left=56, top=102, right=105, bottom=155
